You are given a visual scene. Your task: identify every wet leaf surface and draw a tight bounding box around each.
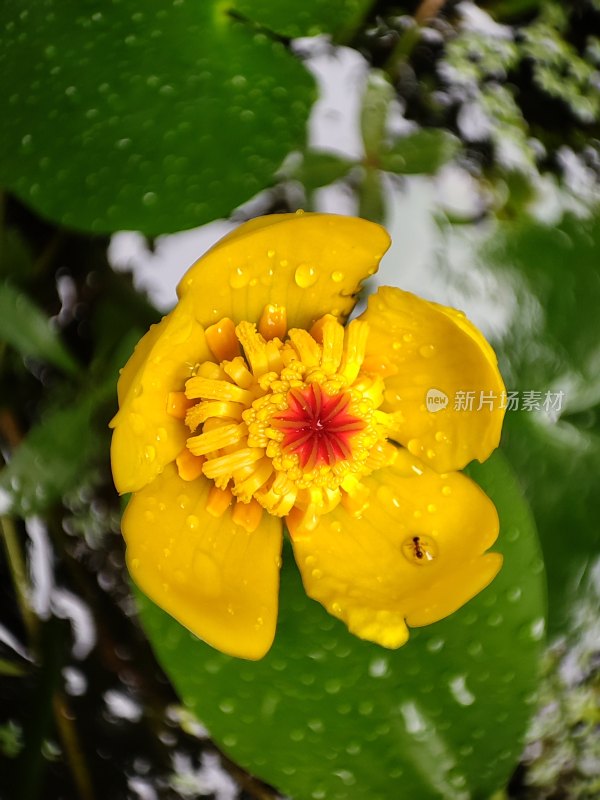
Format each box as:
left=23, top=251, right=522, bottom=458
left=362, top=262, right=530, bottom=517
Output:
left=231, top=0, right=374, bottom=40
left=0, top=1, right=315, bottom=234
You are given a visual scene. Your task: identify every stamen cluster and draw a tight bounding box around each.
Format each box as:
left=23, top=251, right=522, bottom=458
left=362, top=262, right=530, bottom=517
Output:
left=167, top=305, right=397, bottom=536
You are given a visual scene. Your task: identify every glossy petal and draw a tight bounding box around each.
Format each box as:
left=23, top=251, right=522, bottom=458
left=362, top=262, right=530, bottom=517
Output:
left=177, top=213, right=391, bottom=330
left=123, top=463, right=283, bottom=660
left=291, top=448, right=502, bottom=648
left=360, top=286, right=505, bottom=473
left=110, top=301, right=212, bottom=494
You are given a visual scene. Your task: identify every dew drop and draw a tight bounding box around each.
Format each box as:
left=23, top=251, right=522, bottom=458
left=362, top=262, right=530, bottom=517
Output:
left=419, top=344, right=436, bottom=359
left=144, top=445, right=156, bottom=462
left=529, top=617, right=545, bottom=641
left=331, top=270, right=344, bottom=283
left=294, top=263, right=317, bottom=288
left=186, top=514, right=200, bottom=530
left=368, top=657, right=389, bottom=678
left=507, top=586, right=522, bottom=603
left=407, top=438, right=421, bottom=456
left=402, top=333, right=413, bottom=343
left=426, top=637, right=445, bottom=653
left=156, top=426, right=167, bottom=443
left=142, top=191, right=157, bottom=206
left=467, top=641, right=483, bottom=656
left=402, top=535, right=438, bottom=565
left=448, top=674, right=475, bottom=706
left=229, top=266, right=249, bottom=289
left=176, top=494, right=190, bottom=510
left=311, top=568, right=323, bottom=579
left=441, top=484, right=452, bottom=496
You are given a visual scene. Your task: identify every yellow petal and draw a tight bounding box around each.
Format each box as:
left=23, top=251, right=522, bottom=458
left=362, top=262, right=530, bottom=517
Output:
left=123, top=463, right=283, bottom=660
left=110, top=301, right=212, bottom=494
left=360, top=286, right=505, bottom=473
left=177, top=213, right=391, bottom=330
left=291, top=448, right=502, bottom=649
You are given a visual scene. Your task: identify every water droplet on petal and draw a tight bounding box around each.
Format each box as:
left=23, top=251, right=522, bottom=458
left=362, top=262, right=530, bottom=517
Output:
left=419, top=344, right=436, bottom=358
left=229, top=266, right=249, bottom=289
left=407, top=438, right=421, bottom=456
left=186, top=514, right=199, bottom=530
left=144, top=445, right=156, bottom=462
left=176, top=494, right=190, bottom=509
left=331, top=270, right=344, bottom=283
left=294, top=263, right=317, bottom=288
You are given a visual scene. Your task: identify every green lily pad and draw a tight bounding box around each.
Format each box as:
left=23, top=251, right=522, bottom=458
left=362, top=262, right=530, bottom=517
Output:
left=137, top=452, right=545, bottom=800
left=231, top=0, right=374, bottom=40
left=477, top=212, right=600, bottom=633
left=0, top=0, right=315, bottom=234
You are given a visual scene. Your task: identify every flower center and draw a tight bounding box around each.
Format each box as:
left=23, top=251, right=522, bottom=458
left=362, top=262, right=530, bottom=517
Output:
left=166, top=305, right=398, bottom=536
left=272, top=385, right=365, bottom=470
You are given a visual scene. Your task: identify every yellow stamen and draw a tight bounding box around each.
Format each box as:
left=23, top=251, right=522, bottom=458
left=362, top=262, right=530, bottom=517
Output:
left=202, top=447, right=264, bottom=479
left=339, top=320, right=369, bottom=383
left=258, top=304, right=287, bottom=341
left=185, top=376, right=254, bottom=404
left=232, top=498, right=264, bottom=533
left=288, top=329, right=321, bottom=367
left=206, top=485, right=234, bottom=517
left=223, top=357, right=255, bottom=389
left=167, top=391, right=194, bottom=419
left=196, top=361, right=227, bottom=380
left=187, top=422, right=248, bottom=456
left=236, top=321, right=270, bottom=377
left=232, top=458, right=273, bottom=502
left=185, top=400, right=243, bottom=431
left=176, top=448, right=205, bottom=481
left=205, top=318, right=241, bottom=361
left=319, top=316, right=345, bottom=374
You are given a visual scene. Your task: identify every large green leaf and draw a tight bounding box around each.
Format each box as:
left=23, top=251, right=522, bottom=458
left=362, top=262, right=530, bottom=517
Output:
left=476, top=213, right=600, bottom=633
left=137, top=452, right=545, bottom=800
left=0, top=0, right=315, bottom=235
left=231, top=0, right=374, bottom=40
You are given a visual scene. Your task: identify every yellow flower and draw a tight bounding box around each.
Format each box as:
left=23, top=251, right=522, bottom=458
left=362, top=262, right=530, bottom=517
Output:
left=110, top=212, right=505, bottom=660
